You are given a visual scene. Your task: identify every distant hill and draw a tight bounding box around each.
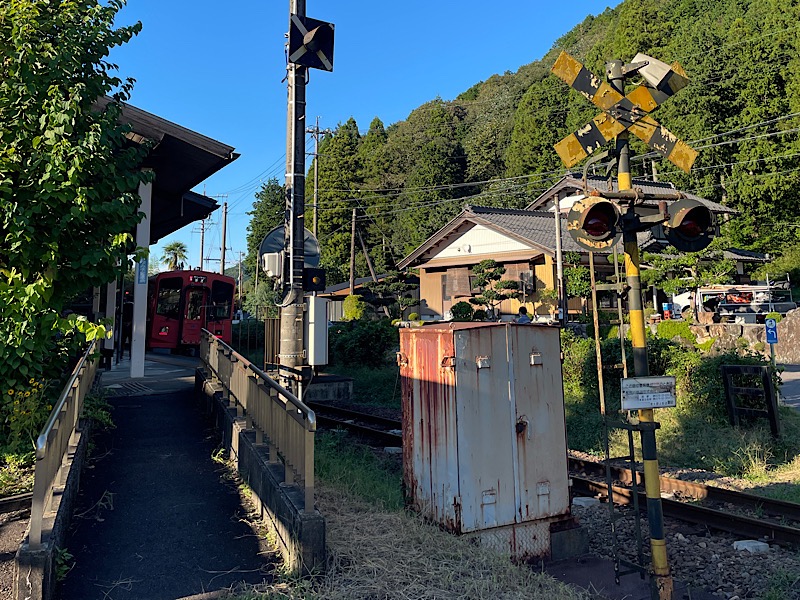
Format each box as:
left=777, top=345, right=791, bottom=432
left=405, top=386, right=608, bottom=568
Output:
left=298, top=0, right=800, bottom=285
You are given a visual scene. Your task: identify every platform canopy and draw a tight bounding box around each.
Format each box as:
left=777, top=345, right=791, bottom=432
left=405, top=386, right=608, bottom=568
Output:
left=97, top=98, right=240, bottom=244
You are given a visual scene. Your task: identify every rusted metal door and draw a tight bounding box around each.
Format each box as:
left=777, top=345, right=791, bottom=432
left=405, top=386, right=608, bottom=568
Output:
left=400, top=327, right=459, bottom=529
left=453, top=326, right=518, bottom=532
left=508, top=326, right=570, bottom=522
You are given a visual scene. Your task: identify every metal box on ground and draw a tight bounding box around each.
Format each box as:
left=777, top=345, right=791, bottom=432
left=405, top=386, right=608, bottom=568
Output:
left=398, top=322, right=573, bottom=560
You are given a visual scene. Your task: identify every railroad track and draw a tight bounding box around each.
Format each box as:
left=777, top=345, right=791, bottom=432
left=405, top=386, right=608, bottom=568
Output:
left=306, top=402, right=402, bottom=447
left=0, top=492, right=32, bottom=515
left=569, top=455, right=800, bottom=545
left=302, top=403, right=800, bottom=544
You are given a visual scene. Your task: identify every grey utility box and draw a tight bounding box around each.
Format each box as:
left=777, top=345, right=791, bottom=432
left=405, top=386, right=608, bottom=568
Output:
left=398, top=322, right=575, bottom=560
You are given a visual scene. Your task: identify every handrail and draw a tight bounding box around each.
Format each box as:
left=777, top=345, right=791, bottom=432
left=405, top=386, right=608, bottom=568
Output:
left=249, top=363, right=316, bottom=431
left=200, top=329, right=316, bottom=511
left=29, top=340, right=98, bottom=549
left=35, top=340, right=96, bottom=459
left=202, top=329, right=316, bottom=431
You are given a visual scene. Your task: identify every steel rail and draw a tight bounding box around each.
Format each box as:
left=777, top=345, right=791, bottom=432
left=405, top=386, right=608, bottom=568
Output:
left=314, top=414, right=402, bottom=447
left=305, top=401, right=401, bottom=430
left=569, top=455, right=800, bottom=522
left=572, top=476, right=800, bottom=545
left=0, top=492, right=33, bottom=514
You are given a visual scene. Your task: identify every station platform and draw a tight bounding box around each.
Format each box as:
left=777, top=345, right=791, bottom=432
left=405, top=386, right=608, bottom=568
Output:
left=58, top=350, right=275, bottom=599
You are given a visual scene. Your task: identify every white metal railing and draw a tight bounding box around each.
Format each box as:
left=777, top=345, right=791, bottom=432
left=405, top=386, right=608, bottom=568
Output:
left=29, top=340, right=98, bottom=549
left=200, top=330, right=316, bottom=512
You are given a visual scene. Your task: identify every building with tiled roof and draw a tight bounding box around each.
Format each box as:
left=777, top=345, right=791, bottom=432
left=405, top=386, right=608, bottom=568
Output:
left=398, top=174, right=760, bottom=321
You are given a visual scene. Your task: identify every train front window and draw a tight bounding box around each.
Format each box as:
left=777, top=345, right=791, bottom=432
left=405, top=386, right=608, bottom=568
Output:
left=155, top=277, right=182, bottom=319
left=209, top=280, right=234, bottom=321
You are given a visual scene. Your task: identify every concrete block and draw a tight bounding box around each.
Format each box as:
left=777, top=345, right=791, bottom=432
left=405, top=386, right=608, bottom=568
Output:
left=732, top=540, right=770, bottom=553
left=550, top=525, right=589, bottom=561
left=571, top=497, right=601, bottom=508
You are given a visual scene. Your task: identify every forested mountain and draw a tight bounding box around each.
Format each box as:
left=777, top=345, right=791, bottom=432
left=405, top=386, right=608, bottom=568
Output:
left=300, top=0, right=800, bottom=284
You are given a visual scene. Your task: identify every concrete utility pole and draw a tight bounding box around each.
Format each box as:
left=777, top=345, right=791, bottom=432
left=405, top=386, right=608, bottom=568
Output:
left=554, top=192, right=566, bottom=325
left=349, top=207, right=357, bottom=295
left=280, top=0, right=309, bottom=391
left=220, top=202, right=228, bottom=275
left=306, top=116, right=331, bottom=239
left=199, top=219, right=205, bottom=270
left=607, top=59, right=673, bottom=600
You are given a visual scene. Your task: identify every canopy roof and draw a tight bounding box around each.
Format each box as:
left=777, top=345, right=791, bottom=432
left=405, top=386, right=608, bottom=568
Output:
left=99, top=98, right=239, bottom=244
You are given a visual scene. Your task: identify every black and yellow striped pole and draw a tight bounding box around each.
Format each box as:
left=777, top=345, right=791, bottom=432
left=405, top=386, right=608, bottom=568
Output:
left=607, top=60, right=673, bottom=600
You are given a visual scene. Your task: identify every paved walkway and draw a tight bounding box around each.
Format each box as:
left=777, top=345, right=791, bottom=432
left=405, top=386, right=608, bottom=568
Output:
left=779, top=364, right=800, bottom=409
left=59, top=352, right=274, bottom=600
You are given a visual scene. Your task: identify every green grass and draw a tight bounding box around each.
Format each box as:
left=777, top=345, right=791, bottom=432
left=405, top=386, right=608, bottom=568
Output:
left=324, top=364, right=400, bottom=408
left=315, top=430, right=403, bottom=510
left=0, top=452, right=34, bottom=497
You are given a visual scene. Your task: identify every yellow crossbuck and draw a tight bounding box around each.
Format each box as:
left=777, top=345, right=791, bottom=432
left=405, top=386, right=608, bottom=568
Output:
left=551, top=51, right=697, bottom=173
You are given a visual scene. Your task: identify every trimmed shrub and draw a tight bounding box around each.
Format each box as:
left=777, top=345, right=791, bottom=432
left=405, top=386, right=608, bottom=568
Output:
left=450, top=301, right=474, bottom=321
left=343, top=295, right=368, bottom=321
left=407, top=312, right=419, bottom=321
left=473, top=309, right=487, bottom=321
left=329, top=319, right=399, bottom=367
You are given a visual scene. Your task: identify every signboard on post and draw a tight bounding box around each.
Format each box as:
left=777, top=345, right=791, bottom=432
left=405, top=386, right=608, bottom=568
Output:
left=621, top=376, right=677, bottom=410
left=765, top=318, right=778, bottom=344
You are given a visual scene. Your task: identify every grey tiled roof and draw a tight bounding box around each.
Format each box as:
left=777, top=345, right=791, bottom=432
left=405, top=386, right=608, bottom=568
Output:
left=469, top=206, right=651, bottom=255
left=527, top=174, right=737, bottom=214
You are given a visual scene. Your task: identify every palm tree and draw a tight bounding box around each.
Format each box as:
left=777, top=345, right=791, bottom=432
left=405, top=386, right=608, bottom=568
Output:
left=161, top=241, right=188, bottom=271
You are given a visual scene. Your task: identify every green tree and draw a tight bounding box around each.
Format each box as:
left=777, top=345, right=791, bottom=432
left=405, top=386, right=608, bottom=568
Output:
left=642, top=242, right=735, bottom=320
left=0, top=0, right=148, bottom=448
left=362, top=271, right=419, bottom=319
left=468, top=260, right=520, bottom=318
left=160, top=241, right=188, bottom=271
left=245, top=178, right=284, bottom=276
left=563, top=251, right=592, bottom=299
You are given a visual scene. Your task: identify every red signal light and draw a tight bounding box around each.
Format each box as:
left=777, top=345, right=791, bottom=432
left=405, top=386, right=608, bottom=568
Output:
left=568, top=197, right=621, bottom=250
left=664, top=199, right=715, bottom=252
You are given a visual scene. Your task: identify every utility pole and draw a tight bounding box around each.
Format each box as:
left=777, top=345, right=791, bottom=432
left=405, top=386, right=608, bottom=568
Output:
left=349, top=207, right=357, bottom=295
left=554, top=191, right=566, bottom=325
left=220, top=202, right=228, bottom=275
left=280, top=0, right=309, bottom=392
left=607, top=58, right=672, bottom=600
left=306, top=116, right=331, bottom=239
left=237, top=251, right=244, bottom=313
left=199, top=219, right=205, bottom=271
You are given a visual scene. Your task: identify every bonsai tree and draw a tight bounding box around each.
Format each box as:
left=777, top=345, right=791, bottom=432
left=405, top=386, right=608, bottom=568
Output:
left=468, top=259, right=520, bottom=319
left=362, top=270, right=419, bottom=319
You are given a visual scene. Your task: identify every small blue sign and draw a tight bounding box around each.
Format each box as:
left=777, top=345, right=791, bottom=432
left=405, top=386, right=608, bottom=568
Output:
left=765, top=318, right=778, bottom=344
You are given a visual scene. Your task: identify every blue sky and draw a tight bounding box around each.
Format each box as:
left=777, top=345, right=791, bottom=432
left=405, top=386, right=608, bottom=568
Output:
left=113, top=1, right=621, bottom=272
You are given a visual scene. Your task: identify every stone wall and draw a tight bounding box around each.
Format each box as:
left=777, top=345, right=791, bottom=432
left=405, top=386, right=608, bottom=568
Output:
left=775, top=308, right=800, bottom=363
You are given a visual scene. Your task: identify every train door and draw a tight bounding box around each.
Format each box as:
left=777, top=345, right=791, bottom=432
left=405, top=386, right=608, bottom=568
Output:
left=180, top=286, right=208, bottom=346
left=148, top=276, right=182, bottom=349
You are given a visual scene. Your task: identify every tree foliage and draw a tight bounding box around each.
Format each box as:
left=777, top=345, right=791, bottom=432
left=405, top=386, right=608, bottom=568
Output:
left=245, top=178, right=284, bottom=277
left=468, top=260, right=520, bottom=316
left=306, top=0, right=800, bottom=281
left=0, top=0, right=147, bottom=449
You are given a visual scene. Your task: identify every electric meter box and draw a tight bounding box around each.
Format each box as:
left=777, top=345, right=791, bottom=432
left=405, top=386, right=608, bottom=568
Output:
left=398, top=322, right=573, bottom=559
left=304, top=296, right=329, bottom=366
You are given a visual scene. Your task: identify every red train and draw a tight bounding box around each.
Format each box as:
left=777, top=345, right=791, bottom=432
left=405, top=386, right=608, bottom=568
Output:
left=146, top=269, right=235, bottom=352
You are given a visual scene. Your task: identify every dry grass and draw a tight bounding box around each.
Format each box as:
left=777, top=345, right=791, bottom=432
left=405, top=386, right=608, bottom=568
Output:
left=228, top=484, right=586, bottom=600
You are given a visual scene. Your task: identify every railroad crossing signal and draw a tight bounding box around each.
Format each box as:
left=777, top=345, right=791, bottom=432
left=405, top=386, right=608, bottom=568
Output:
left=288, top=14, right=335, bottom=71
left=551, top=51, right=697, bottom=173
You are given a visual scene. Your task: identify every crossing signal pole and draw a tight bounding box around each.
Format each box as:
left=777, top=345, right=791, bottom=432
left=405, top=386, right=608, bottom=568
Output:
left=281, top=1, right=334, bottom=393
left=552, top=51, right=717, bottom=600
